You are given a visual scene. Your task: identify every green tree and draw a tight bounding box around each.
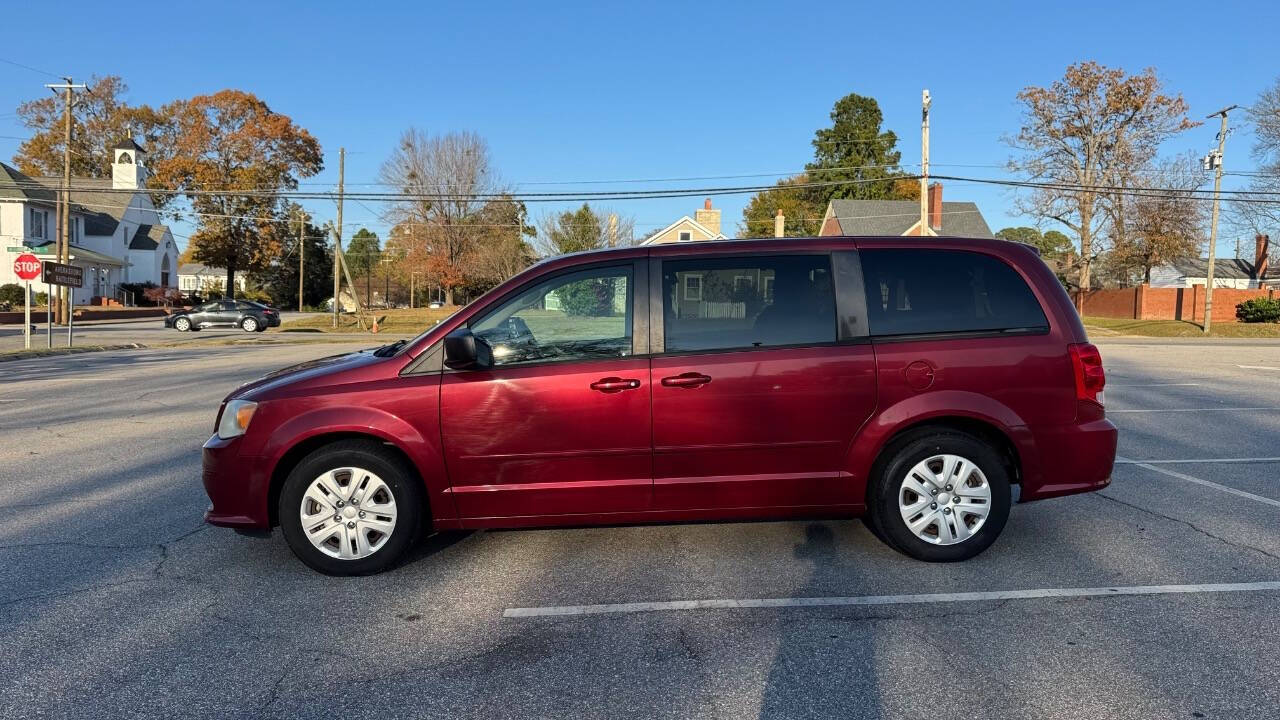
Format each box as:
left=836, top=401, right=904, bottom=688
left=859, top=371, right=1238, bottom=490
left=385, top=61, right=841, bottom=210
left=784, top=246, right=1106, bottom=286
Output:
left=738, top=175, right=826, bottom=237
left=996, top=226, right=1074, bottom=258
left=251, top=204, right=334, bottom=309
left=806, top=92, right=913, bottom=203
left=537, top=203, right=635, bottom=256
left=346, top=228, right=381, bottom=305
left=542, top=203, right=604, bottom=255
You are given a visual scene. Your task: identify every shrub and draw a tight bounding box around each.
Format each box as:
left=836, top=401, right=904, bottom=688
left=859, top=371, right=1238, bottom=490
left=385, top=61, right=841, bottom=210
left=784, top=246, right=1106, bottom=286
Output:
left=35, top=291, right=48, bottom=305
left=0, top=283, right=25, bottom=305
left=239, top=287, right=274, bottom=304
left=556, top=277, right=615, bottom=317
left=1235, top=297, right=1280, bottom=323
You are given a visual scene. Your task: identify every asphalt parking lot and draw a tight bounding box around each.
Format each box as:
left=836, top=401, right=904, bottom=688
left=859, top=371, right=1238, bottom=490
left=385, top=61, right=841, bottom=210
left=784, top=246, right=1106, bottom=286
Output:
left=2, top=339, right=1280, bottom=719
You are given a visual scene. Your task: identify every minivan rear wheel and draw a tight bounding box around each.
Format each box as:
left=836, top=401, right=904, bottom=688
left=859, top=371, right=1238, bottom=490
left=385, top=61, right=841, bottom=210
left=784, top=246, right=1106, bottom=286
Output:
left=279, top=440, right=424, bottom=575
left=869, top=430, right=1011, bottom=562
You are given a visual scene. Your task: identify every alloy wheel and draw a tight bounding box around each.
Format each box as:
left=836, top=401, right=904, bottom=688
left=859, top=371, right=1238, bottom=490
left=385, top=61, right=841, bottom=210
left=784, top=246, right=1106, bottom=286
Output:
left=897, top=453, right=992, bottom=545
left=300, top=467, right=398, bottom=560
left=242, top=318, right=258, bottom=332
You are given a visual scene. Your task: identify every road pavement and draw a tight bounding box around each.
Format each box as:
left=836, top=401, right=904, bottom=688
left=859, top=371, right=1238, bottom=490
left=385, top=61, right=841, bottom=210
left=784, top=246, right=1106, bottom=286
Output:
left=2, top=340, right=1279, bottom=718
left=0, top=312, right=327, bottom=352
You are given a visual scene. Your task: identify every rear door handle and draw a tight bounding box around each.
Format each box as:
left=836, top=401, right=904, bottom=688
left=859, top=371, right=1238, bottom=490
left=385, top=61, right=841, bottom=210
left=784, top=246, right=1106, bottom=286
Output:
left=590, top=377, right=641, bottom=393
left=661, top=372, right=712, bottom=388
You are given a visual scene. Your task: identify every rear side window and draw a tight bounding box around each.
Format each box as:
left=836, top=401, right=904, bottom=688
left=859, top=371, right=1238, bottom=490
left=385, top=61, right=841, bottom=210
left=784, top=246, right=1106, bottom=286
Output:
left=662, top=254, right=836, bottom=352
left=859, top=249, right=1047, bottom=337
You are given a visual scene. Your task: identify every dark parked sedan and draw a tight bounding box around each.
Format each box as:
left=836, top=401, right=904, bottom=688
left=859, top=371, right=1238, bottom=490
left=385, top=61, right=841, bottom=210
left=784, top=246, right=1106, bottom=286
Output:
left=166, top=299, right=281, bottom=332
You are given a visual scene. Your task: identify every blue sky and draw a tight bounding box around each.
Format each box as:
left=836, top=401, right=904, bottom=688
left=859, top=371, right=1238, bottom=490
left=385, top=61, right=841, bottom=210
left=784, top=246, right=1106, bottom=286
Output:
left=2, top=0, right=1276, bottom=255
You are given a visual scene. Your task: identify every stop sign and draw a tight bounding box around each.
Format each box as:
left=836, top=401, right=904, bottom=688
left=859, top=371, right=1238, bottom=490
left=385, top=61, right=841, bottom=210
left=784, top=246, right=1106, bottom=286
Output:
left=13, top=253, right=41, bottom=281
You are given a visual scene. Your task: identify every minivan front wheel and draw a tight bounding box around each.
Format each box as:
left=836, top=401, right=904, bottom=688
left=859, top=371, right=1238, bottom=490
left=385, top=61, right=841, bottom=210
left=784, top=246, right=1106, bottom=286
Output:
left=870, top=431, right=1011, bottom=562
left=279, top=440, right=424, bottom=575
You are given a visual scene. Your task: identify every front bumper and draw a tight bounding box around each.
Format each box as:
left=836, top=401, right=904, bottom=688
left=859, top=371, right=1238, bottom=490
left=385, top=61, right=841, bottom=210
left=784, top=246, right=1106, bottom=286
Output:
left=202, top=434, right=272, bottom=529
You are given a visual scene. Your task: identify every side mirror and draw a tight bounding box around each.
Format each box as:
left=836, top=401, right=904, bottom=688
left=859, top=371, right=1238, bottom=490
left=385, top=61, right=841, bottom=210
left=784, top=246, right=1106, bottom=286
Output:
left=443, top=327, right=493, bottom=370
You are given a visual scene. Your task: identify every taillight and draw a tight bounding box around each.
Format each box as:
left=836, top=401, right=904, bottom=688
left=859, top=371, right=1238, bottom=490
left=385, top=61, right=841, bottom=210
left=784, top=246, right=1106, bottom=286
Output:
left=1069, top=343, right=1106, bottom=406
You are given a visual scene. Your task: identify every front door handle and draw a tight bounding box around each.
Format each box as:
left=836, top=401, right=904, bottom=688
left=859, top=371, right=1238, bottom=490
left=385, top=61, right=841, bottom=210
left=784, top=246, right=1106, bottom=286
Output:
left=661, top=372, right=712, bottom=388
left=590, top=377, right=641, bottom=394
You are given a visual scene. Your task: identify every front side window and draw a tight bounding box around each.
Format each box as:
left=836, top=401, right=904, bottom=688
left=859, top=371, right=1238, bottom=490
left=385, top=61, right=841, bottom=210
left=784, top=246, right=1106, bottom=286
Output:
left=662, top=254, right=836, bottom=353
left=471, top=265, right=632, bottom=366
left=860, top=249, right=1048, bottom=337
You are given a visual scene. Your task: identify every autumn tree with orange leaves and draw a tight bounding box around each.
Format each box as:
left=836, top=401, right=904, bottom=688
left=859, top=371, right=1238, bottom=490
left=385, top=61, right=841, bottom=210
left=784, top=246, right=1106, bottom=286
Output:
left=1007, top=62, right=1196, bottom=293
left=149, top=90, right=323, bottom=294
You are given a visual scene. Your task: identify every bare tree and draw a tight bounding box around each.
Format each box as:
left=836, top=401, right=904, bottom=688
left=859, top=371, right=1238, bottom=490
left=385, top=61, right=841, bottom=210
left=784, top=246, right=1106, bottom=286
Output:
left=1109, top=154, right=1207, bottom=283
left=1231, top=77, right=1280, bottom=235
left=1007, top=62, right=1196, bottom=293
left=379, top=129, right=501, bottom=305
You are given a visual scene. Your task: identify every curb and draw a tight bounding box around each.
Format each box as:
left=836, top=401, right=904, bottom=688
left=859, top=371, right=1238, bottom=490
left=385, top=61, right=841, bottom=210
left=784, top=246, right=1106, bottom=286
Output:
left=0, top=342, right=147, bottom=363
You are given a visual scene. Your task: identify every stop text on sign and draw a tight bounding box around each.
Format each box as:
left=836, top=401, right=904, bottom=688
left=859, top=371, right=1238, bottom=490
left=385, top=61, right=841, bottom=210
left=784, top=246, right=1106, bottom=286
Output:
left=13, top=253, right=41, bottom=281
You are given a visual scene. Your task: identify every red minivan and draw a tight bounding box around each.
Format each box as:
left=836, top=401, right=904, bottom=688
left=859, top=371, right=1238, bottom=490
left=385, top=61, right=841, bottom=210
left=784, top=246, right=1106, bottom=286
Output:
left=202, top=236, right=1116, bottom=575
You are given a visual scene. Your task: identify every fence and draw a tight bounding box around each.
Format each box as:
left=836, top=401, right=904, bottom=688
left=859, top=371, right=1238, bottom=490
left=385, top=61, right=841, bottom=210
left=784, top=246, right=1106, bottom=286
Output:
left=1079, top=284, right=1275, bottom=324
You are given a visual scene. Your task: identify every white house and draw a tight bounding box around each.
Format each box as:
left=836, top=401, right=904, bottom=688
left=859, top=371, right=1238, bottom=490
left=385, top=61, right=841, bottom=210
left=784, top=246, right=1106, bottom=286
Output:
left=178, top=263, right=246, bottom=297
left=1148, top=235, right=1271, bottom=290
left=0, top=138, right=179, bottom=305
left=640, top=199, right=728, bottom=245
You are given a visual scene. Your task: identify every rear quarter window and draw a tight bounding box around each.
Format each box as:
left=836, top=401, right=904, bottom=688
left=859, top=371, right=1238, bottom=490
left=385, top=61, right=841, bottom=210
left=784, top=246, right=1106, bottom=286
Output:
left=860, top=249, right=1048, bottom=337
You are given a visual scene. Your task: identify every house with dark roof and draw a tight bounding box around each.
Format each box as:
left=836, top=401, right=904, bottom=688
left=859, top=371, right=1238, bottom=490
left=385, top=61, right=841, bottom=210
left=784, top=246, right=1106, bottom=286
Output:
left=0, top=138, right=178, bottom=305
left=817, top=183, right=994, bottom=238
left=1149, top=234, right=1271, bottom=289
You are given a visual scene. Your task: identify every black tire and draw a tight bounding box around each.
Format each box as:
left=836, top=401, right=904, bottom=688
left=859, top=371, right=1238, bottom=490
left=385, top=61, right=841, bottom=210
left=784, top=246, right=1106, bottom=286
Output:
left=279, top=440, right=426, bottom=575
left=174, top=317, right=191, bottom=332
left=255, top=324, right=267, bottom=333
left=240, top=316, right=259, bottom=332
left=868, top=430, right=1011, bottom=562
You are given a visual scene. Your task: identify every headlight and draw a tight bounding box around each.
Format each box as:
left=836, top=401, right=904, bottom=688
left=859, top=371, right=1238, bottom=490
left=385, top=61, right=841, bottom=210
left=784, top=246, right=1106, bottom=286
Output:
left=217, top=400, right=258, bottom=439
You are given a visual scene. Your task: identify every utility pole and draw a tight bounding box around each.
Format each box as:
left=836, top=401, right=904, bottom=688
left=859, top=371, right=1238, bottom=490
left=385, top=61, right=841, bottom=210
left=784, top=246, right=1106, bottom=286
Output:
left=920, top=89, right=932, bottom=237
left=297, top=209, right=305, bottom=312
left=1203, top=105, right=1238, bottom=335
left=332, top=147, right=344, bottom=328
left=45, top=78, right=85, bottom=324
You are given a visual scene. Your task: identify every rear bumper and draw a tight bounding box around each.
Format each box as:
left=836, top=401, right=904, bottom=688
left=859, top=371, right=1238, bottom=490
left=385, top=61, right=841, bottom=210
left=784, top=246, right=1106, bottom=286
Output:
left=1019, top=418, right=1117, bottom=502
left=202, top=434, right=271, bottom=529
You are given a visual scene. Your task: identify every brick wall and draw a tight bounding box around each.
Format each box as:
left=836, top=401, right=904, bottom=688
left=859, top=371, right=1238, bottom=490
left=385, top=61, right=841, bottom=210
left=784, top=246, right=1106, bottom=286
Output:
left=1080, top=287, right=1138, bottom=318
left=1080, top=284, right=1274, bottom=323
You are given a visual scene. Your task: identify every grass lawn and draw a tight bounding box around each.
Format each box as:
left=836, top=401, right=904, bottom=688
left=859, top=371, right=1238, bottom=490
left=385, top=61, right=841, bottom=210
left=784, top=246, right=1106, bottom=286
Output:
left=1083, top=316, right=1280, bottom=338
left=277, top=307, right=457, bottom=334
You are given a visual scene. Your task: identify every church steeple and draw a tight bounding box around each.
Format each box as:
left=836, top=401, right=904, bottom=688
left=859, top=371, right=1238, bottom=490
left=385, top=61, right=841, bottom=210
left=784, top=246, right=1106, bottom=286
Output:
left=111, top=137, right=147, bottom=190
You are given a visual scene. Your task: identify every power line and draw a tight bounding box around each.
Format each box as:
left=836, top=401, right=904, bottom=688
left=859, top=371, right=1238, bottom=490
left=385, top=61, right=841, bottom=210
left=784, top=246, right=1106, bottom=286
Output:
left=0, top=56, right=62, bottom=79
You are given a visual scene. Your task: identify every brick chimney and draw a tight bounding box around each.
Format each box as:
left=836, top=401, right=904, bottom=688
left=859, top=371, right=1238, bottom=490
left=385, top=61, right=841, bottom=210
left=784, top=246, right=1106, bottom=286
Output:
left=695, top=197, right=721, bottom=237
left=928, top=182, right=943, bottom=232
left=1257, top=234, right=1271, bottom=285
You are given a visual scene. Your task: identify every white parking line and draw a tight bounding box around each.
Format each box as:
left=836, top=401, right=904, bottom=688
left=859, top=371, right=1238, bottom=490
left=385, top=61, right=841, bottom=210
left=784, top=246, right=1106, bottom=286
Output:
left=1108, top=407, right=1280, bottom=414
left=1115, top=457, right=1280, bottom=465
left=1118, top=456, right=1280, bottom=509
left=503, top=581, right=1280, bottom=618
left=1108, top=383, right=1201, bottom=388
left=1238, top=365, right=1280, bottom=371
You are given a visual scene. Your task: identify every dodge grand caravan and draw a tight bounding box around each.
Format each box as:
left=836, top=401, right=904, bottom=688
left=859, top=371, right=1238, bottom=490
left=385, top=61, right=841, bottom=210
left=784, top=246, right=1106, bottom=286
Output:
left=202, top=236, right=1117, bottom=575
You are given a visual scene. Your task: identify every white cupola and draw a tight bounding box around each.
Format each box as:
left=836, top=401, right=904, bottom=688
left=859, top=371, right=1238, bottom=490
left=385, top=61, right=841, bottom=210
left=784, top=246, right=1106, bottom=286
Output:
left=111, top=137, right=147, bottom=190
